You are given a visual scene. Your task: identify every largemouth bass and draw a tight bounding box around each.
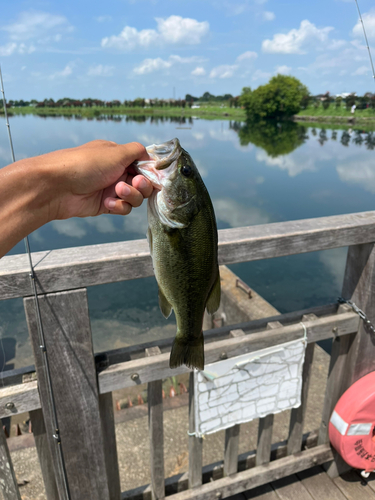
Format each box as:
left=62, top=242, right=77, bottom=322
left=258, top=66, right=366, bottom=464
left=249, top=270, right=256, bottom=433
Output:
left=135, top=138, right=220, bottom=370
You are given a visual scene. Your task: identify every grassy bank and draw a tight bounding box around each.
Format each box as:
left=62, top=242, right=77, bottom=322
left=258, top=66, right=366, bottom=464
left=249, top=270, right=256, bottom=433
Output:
left=2, top=104, right=246, bottom=120
left=296, top=104, right=375, bottom=123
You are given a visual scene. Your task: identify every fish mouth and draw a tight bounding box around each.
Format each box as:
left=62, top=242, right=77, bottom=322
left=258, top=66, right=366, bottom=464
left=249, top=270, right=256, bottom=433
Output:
left=134, top=138, right=181, bottom=189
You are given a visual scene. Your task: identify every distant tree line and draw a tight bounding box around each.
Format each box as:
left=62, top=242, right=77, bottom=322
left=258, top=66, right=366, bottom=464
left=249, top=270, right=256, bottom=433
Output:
left=308, top=92, right=375, bottom=111
left=6, top=93, right=241, bottom=109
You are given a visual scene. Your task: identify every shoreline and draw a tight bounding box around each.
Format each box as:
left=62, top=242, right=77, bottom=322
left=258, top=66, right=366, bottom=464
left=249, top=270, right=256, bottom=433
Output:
left=0, top=105, right=246, bottom=121
left=294, top=114, right=375, bottom=124
left=3, top=106, right=375, bottom=127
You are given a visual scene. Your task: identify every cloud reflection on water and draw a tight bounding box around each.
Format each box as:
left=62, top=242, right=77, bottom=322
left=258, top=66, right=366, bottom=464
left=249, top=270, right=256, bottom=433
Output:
left=214, top=198, right=270, bottom=228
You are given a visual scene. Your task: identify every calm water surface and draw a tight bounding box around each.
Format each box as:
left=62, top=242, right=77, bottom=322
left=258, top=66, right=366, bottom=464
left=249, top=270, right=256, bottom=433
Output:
left=1, top=115, right=375, bottom=369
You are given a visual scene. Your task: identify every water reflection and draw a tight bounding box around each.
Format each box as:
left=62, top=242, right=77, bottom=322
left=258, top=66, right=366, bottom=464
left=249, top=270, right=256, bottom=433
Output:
left=230, top=120, right=375, bottom=155
left=231, top=120, right=309, bottom=157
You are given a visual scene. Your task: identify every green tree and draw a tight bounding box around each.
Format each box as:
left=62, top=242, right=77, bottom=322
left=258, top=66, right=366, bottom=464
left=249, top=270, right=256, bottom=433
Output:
left=239, top=75, right=309, bottom=120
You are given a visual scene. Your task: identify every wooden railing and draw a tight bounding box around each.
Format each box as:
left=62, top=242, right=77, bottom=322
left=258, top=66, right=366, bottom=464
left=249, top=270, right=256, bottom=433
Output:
left=0, top=210, right=375, bottom=500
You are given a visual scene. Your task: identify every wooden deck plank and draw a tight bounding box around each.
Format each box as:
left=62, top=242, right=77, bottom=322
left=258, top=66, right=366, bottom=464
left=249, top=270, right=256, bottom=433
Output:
left=356, top=470, right=375, bottom=495
left=271, top=474, right=314, bottom=500
left=1, top=211, right=375, bottom=300
left=244, top=484, right=279, bottom=499
left=333, top=470, right=375, bottom=500
left=298, top=466, right=347, bottom=500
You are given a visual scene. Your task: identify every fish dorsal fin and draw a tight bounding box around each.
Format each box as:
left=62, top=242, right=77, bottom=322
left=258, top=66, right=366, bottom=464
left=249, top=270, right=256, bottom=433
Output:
left=206, top=271, right=221, bottom=314
left=158, top=287, right=173, bottom=318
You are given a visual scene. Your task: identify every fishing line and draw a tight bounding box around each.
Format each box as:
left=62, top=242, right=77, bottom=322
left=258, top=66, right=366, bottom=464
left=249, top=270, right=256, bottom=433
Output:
left=354, top=0, right=375, bottom=85
left=0, top=64, right=71, bottom=500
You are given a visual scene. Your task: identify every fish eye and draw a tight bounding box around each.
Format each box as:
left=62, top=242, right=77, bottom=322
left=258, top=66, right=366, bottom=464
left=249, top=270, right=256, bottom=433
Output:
left=181, top=164, right=192, bottom=177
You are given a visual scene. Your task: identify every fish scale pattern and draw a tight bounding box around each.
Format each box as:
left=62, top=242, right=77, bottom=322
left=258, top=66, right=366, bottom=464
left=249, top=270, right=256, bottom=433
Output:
left=194, top=339, right=306, bottom=436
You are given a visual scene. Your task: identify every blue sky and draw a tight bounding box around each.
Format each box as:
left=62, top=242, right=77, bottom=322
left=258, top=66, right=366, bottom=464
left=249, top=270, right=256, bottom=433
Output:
left=1, top=0, right=375, bottom=100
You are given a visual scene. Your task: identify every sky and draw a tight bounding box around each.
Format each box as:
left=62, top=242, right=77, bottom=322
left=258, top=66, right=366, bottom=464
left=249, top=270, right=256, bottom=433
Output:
left=1, top=0, right=375, bottom=101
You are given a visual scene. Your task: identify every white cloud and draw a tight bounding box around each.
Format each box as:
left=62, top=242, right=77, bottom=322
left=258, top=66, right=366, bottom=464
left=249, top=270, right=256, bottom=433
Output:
left=2, top=11, right=71, bottom=41
left=88, top=65, right=115, bottom=77
left=256, top=150, right=317, bottom=177
left=50, top=219, right=86, bottom=238
left=252, top=69, right=272, bottom=81
left=209, top=51, right=256, bottom=79
left=275, top=65, right=291, bottom=74
left=134, top=55, right=203, bottom=75
left=123, top=203, right=148, bottom=236
left=49, top=64, right=74, bottom=80
left=210, top=64, right=237, bottom=78
left=0, top=42, right=35, bottom=56
left=236, top=51, right=258, bottom=62
left=86, top=216, right=116, bottom=234
left=214, top=198, right=270, bottom=228
left=262, top=20, right=333, bottom=54
left=192, top=66, right=206, bottom=76
left=353, top=9, right=375, bottom=39
left=352, top=65, right=370, bottom=76
left=263, top=11, right=275, bottom=21
left=134, top=57, right=171, bottom=74
left=95, top=15, right=112, bottom=23
left=102, top=15, right=209, bottom=51
left=133, top=55, right=202, bottom=75
left=337, top=159, right=375, bottom=193
left=0, top=43, right=17, bottom=56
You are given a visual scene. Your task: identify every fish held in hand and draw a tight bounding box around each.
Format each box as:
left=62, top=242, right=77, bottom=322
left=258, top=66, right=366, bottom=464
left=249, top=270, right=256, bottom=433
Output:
left=135, top=138, right=220, bottom=370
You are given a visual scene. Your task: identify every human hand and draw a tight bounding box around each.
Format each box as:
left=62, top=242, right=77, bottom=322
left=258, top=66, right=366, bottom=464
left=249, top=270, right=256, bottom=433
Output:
left=35, top=140, right=153, bottom=221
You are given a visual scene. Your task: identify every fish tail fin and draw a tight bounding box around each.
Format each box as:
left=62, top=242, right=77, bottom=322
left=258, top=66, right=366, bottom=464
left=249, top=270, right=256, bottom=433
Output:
left=169, top=333, right=204, bottom=371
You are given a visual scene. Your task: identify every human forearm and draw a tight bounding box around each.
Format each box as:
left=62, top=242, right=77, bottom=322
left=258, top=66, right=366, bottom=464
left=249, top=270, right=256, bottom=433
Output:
left=0, top=141, right=153, bottom=258
left=0, top=158, right=53, bottom=257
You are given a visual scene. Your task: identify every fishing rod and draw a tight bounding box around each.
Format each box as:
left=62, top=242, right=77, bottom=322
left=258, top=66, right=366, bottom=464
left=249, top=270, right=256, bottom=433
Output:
left=0, top=65, right=71, bottom=500
left=355, top=0, right=375, bottom=85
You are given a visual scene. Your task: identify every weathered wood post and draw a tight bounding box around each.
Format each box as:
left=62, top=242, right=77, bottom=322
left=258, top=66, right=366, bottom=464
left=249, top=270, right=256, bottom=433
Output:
left=188, top=371, right=202, bottom=489
left=0, top=423, right=21, bottom=500
left=146, top=347, right=165, bottom=500
left=24, top=289, right=118, bottom=500
left=323, top=243, right=375, bottom=476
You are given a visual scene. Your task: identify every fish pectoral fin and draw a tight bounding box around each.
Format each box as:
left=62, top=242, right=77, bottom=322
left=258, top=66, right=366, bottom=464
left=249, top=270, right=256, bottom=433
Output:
left=147, top=227, right=153, bottom=255
left=206, top=271, right=221, bottom=314
left=158, top=287, right=173, bottom=318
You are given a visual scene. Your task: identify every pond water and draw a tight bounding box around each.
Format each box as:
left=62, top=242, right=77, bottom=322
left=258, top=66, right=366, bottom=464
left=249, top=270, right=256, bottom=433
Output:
left=1, top=114, right=375, bottom=369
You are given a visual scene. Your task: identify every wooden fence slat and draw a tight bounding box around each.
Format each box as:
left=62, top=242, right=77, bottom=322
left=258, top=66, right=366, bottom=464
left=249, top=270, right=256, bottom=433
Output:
left=0, top=423, right=21, bottom=500
left=24, top=289, right=111, bottom=500
left=287, top=314, right=317, bottom=455
left=223, top=328, right=244, bottom=477
left=224, top=424, right=240, bottom=476
left=189, top=371, right=202, bottom=489
left=256, top=414, right=274, bottom=466
left=2, top=211, right=375, bottom=300
left=29, top=409, right=59, bottom=500
left=146, top=347, right=165, bottom=500
left=254, top=321, right=281, bottom=467
left=317, top=306, right=353, bottom=447
left=98, top=392, right=121, bottom=500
